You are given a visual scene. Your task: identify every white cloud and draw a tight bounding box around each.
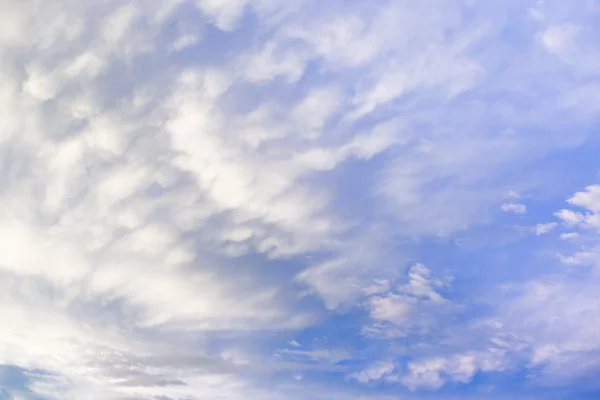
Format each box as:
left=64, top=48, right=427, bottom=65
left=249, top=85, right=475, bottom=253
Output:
left=556, top=185, right=600, bottom=230
left=568, top=184, right=600, bottom=213
left=536, top=5, right=600, bottom=75
left=540, top=24, right=580, bottom=56
left=0, top=0, right=416, bottom=394
left=439, top=183, right=600, bottom=389
left=555, top=209, right=585, bottom=225
left=2, top=0, right=600, bottom=398
left=195, top=0, right=248, bottom=31
left=0, top=0, right=332, bottom=396
left=295, top=225, right=404, bottom=310
left=401, top=350, right=508, bottom=391
left=349, top=360, right=396, bottom=384
left=354, top=183, right=600, bottom=392
left=559, top=232, right=579, bottom=240
left=170, top=33, right=201, bottom=51
left=487, top=276, right=600, bottom=386
left=501, top=203, right=527, bottom=214
left=553, top=184, right=600, bottom=271
left=535, top=222, right=558, bottom=235
left=364, top=264, right=453, bottom=339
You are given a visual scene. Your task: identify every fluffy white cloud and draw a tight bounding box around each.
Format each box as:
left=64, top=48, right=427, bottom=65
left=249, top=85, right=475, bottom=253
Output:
left=556, top=185, right=600, bottom=231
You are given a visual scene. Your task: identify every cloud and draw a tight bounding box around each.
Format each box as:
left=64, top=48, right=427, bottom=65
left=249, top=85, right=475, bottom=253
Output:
left=348, top=182, right=600, bottom=393
left=535, top=222, right=558, bottom=235
left=540, top=24, right=580, bottom=56
left=568, top=184, right=600, bottom=214
left=560, top=232, right=580, bottom=240
left=556, top=185, right=600, bottom=230
left=407, top=182, right=600, bottom=391
left=501, top=203, right=527, bottom=214
left=366, top=264, right=449, bottom=328
left=485, top=275, right=600, bottom=387
left=1, top=0, right=600, bottom=399
left=349, top=360, right=396, bottom=384
left=0, top=0, right=332, bottom=397
left=400, top=349, right=509, bottom=391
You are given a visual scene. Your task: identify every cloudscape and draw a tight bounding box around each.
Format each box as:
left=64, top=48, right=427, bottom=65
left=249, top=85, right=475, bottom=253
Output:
left=1, top=1, right=600, bottom=399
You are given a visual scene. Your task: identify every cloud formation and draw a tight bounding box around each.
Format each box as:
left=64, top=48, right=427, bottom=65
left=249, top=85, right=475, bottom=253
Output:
left=0, top=0, right=600, bottom=399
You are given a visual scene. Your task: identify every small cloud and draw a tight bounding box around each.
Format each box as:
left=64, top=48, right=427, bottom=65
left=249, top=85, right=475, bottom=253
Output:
left=349, top=360, right=396, bottom=384
left=170, top=34, right=201, bottom=52
left=535, top=222, right=558, bottom=236
left=365, top=264, right=453, bottom=339
left=502, top=203, right=527, bottom=214
left=555, top=209, right=584, bottom=225
left=559, top=251, right=597, bottom=266
left=400, top=350, right=508, bottom=391
left=287, top=340, right=301, bottom=348
left=567, top=184, right=600, bottom=213
left=540, top=24, right=580, bottom=56
left=559, top=232, right=579, bottom=240
left=504, top=190, right=521, bottom=200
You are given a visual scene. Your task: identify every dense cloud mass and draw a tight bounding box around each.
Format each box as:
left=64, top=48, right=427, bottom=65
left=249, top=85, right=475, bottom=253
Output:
left=0, top=0, right=599, bottom=399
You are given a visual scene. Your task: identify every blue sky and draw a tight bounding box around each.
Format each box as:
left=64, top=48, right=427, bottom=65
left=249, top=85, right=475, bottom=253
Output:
left=0, top=0, right=600, bottom=399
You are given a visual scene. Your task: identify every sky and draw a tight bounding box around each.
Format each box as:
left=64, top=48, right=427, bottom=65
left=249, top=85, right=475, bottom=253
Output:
left=0, top=0, right=600, bottom=399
